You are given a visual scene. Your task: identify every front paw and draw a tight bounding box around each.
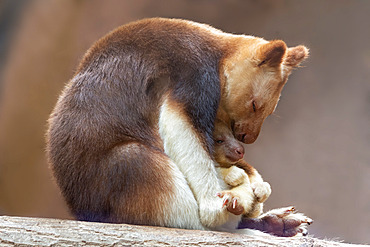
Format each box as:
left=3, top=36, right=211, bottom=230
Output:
left=216, top=191, right=245, bottom=215
left=259, top=206, right=313, bottom=237
left=251, top=181, right=271, bottom=203
left=221, top=166, right=248, bottom=187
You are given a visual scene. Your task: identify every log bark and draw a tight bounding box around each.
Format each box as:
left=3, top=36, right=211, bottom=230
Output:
left=0, top=216, right=363, bottom=246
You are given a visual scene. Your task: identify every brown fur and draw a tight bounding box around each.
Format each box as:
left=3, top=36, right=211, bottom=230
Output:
left=46, top=18, right=308, bottom=230
left=213, top=119, right=256, bottom=176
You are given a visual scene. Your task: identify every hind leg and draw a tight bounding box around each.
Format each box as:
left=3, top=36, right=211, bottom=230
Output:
left=238, top=206, right=313, bottom=237
left=105, top=142, right=204, bottom=230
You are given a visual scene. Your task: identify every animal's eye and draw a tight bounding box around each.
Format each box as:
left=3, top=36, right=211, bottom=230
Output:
left=252, top=100, right=257, bottom=112
left=258, top=60, right=267, bottom=67
left=216, top=140, right=224, bottom=144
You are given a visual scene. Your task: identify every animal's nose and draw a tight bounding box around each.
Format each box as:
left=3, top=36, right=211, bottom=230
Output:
left=235, top=146, right=244, bottom=159
left=241, top=133, right=258, bottom=144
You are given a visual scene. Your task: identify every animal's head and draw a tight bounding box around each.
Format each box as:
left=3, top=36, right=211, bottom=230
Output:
left=213, top=119, right=244, bottom=168
left=220, top=38, right=308, bottom=144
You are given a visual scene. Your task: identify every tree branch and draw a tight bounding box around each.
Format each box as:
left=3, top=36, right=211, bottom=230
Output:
left=0, top=216, right=361, bottom=246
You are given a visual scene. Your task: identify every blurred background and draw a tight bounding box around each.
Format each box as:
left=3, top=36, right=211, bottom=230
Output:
left=0, top=0, right=369, bottom=244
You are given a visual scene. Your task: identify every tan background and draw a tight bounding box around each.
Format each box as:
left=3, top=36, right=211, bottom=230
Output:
left=0, top=0, right=369, bottom=244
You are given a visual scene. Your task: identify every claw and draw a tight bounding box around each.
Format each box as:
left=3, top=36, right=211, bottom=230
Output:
left=305, top=218, right=313, bottom=225
left=282, top=206, right=295, bottom=215
left=232, top=198, right=237, bottom=209
left=222, top=198, right=229, bottom=207
left=301, top=227, right=308, bottom=236
left=280, top=206, right=295, bottom=216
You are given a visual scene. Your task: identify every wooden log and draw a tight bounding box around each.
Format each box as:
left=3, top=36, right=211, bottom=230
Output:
left=0, top=216, right=363, bottom=246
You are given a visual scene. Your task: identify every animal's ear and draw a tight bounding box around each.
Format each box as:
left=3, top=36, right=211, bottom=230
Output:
left=257, top=40, right=287, bottom=67
left=284, top=45, right=309, bottom=67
